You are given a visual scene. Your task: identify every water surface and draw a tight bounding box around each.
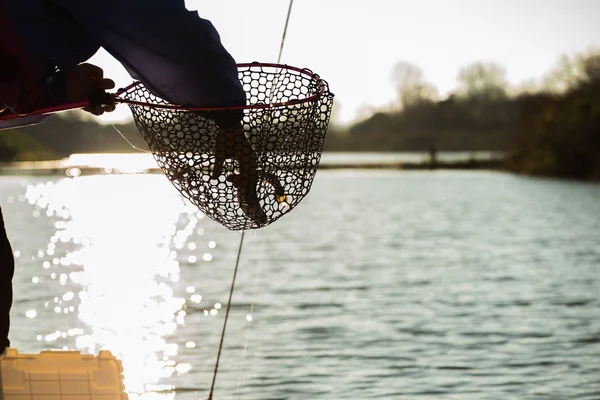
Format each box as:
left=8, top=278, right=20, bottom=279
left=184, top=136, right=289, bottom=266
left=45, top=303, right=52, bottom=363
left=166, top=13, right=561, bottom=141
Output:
left=1, top=170, right=599, bottom=399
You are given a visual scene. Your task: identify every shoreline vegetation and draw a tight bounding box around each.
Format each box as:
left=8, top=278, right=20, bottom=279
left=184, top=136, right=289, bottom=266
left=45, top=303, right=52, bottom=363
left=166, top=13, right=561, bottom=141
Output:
left=1, top=50, right=598, bottom=180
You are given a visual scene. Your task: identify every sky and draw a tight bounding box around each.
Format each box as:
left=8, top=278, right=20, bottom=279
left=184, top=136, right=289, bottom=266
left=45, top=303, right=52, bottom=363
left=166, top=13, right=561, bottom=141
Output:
left=89, top=0, right=600, bottom=125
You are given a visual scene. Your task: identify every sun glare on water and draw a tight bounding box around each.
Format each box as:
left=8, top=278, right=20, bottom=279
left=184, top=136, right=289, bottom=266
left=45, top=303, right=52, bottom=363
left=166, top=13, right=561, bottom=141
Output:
left=24, top=174, right=204, bottom=398
left=62, top=153, right=159, bottom=174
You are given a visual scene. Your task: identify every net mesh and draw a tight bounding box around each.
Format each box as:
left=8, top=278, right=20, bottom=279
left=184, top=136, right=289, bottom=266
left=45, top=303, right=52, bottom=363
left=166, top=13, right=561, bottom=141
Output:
left=121, top=64, right=334, bottom=230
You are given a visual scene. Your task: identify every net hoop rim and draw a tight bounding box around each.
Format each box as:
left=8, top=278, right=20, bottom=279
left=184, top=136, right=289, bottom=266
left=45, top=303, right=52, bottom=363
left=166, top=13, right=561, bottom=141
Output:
left=115, top=62, right=331, bottom=112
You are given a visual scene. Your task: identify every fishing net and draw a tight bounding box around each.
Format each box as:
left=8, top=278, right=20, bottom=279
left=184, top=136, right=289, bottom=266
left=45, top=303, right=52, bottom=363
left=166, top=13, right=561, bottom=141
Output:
left=120, top=63, right=334, bottom=231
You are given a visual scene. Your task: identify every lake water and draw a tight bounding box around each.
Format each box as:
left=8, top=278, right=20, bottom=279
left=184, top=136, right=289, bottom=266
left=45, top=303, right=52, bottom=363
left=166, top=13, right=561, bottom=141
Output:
left=1, top=169, right=599, bottom=399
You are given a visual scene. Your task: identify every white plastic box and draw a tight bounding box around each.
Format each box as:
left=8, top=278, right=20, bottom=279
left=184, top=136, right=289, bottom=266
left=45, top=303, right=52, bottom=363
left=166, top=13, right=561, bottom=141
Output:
left=0, top=348, right=128, bottom=400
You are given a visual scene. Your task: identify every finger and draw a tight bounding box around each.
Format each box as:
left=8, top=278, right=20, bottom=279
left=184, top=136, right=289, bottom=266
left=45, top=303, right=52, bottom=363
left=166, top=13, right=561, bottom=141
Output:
left=83, top=63, right=104, bottom=80
left=83, top=105, right=104, bottom=116
left=212, top=129, right=229, bottom=179
left=100, top=78, right=116, bottom=90
left=105, top=103, right=116, bottom=113
left=212, top=150, right=225, bottom=179
left=84, top=102, right=115, bottom=115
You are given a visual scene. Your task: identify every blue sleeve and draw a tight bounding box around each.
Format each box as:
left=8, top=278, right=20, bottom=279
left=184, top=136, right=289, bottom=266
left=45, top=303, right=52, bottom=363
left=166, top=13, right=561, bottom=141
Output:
left=51, top=0, right=246, bottom=108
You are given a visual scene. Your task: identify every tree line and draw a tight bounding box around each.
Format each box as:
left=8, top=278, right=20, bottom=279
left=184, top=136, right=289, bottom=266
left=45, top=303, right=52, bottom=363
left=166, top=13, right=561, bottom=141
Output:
left=324, top=49, right=600, bottom=179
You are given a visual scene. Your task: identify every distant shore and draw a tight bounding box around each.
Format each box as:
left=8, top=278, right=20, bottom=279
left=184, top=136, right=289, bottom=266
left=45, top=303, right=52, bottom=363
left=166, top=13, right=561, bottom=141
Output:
left=0, top=152, right=506, bottom=176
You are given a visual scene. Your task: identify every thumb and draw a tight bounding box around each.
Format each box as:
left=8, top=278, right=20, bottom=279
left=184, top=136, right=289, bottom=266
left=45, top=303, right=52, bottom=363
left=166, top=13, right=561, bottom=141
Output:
left=81, top=63, right=104, bottom=80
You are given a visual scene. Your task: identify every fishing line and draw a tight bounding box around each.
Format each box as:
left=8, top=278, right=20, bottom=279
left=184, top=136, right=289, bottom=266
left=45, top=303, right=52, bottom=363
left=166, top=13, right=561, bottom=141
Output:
left=209, top=1, right=295, bottom=398
left=233, top=233, right=264, bottom=400
left=111, top=123, right=150, bottom=153
left=277, top=0, right=295, bottom=65
left=207, top=229, right=246, bottom=400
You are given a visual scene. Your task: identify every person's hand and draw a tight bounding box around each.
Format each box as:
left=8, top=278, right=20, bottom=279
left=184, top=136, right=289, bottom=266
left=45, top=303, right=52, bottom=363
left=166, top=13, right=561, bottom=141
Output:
left=66, top=63, right=116, bottom=115
left=211, top=125, right=271, bottom=225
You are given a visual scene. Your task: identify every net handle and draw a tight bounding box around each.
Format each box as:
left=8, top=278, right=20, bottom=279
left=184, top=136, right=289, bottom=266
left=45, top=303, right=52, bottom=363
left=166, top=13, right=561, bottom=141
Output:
left=0, top=63, right=328, bottom=121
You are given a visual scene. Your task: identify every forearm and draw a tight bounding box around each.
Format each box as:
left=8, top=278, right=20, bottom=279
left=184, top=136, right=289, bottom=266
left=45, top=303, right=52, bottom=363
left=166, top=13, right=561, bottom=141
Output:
left=0, top=68, right=68, bottom=114
left=1, top=1, right=63, bottom=113
left=2, top=0, right=102, bottom=113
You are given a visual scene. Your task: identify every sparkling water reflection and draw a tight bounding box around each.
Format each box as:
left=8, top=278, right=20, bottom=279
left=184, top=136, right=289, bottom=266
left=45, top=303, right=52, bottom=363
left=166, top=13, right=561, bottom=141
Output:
left=2, top=171, right=600, bottom=399
left=15, top=175, right=197, bottom=398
